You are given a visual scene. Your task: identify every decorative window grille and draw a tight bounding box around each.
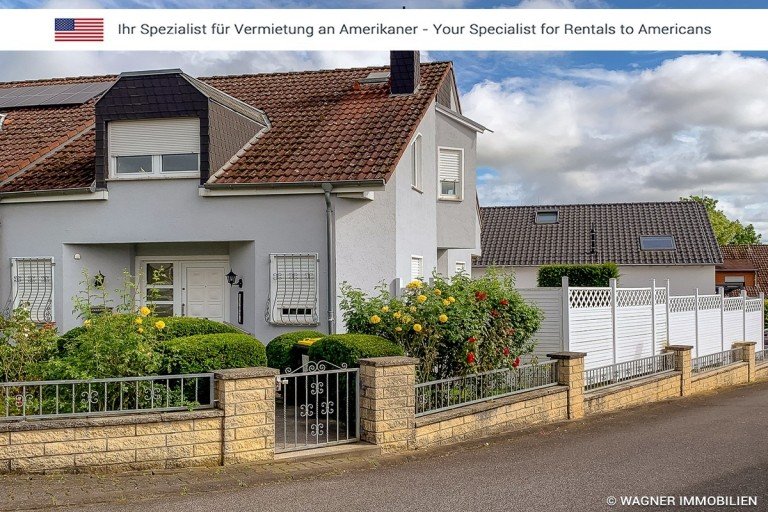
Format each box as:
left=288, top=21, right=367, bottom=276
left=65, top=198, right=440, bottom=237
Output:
left=410, top=256, right=424, bottom=281
left=438, top=148, right=463, bottom=199
left=455, top=261, right=467, bottom=274
left=268, top=254, right=319, bottom=325
left=10, top=257, right=54, bottom=323
left=411, top=134, right=423, bottom=190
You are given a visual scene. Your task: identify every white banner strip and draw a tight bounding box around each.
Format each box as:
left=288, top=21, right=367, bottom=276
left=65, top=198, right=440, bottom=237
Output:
left=1, top=9, right=767, bottom=51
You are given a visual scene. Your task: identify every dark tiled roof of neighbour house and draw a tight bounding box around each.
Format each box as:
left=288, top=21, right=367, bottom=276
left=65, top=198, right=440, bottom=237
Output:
left=719, top=245, right=768, bottom=296
left=476, top=202, right=723, bottom=267
left=0, top=62, right=453, bottom=193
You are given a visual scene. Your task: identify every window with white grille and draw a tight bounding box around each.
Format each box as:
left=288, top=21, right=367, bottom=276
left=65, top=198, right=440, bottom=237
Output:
left=410, top=256, right=424, bottom=281
left=269, top=254, right=319, bottom=325
left=455, top=261, right=467, bottom=274
left=438, top=147, right=463, bottom=200
left=108, top=118, right=200, bottom=178
left=411, top=134, right=423, bottom=191
left=11, top=257, right=54, bottom=323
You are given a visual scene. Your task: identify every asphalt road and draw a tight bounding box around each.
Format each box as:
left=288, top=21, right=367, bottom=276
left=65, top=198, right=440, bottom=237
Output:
left=15, top=380, right=768, bottom=512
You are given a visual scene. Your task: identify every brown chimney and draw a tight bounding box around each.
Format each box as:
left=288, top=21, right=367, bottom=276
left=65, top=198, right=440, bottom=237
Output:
left=390, top=51, right=420, bottom=95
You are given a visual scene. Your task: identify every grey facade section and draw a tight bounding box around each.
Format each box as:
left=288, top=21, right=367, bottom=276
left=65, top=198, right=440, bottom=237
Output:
left=208, top=101, right=264, bottom=174
left=435, top=111, right=479, bottom=251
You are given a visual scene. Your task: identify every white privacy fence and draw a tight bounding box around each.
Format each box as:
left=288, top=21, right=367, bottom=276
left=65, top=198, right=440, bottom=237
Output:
left=520, top=277, right=765, bottom=371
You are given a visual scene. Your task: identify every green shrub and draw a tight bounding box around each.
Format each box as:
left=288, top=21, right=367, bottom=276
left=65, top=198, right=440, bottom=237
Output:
left=266, top=330, right=324, bottom=371
left=340, top=270, right=542, bottom=381
left=159, top=333, right=266, bottom=374
left=537, top=263, right=620, bottom=287
left=307, top=334, right=404, bottom=368
left=154, top=317, right=239, bottom=340
left=0, top=308, right=58, bottom=382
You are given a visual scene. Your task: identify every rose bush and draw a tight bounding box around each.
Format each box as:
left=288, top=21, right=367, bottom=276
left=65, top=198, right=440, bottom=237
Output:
left=340, top=270, right=542, bottom=381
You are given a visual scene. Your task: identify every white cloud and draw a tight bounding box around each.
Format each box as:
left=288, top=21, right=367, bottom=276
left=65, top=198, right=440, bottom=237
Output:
left=462, top=52, right=768, bottom=236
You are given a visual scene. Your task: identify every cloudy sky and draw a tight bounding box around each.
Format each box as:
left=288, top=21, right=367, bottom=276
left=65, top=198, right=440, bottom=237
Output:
left=2, top=0, right=768, bottom=236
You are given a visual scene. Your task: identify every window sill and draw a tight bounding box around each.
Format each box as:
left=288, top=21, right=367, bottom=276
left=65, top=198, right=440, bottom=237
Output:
left=107, top=174, right=200, bottom=181
left=438, top=196, right=463, bottom=202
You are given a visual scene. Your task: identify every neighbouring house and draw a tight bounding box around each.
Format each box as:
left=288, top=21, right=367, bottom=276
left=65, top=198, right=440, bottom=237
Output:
left=717, top=244, right=768, bottom=296
left=473, top=202, right=722, bottom=294
left=0, top=51, right=486, bottom=341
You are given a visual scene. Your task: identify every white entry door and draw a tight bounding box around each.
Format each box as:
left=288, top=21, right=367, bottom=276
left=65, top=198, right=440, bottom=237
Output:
left=183, top=263, right=227, bottom=322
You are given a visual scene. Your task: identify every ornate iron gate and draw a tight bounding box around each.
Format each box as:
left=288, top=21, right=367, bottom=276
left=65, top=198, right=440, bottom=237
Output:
left=275, top=361, right=359, bottom=453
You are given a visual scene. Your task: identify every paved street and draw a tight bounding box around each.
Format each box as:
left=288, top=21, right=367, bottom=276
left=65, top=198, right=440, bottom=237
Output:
left=3, top=380, right=768, bottom=512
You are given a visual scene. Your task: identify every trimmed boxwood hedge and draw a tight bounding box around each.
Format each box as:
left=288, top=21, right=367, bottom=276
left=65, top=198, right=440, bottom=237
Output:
left=266, top=330, right=324, bottom=371
left=537, top=263, right=620, bottom=287
left=307, top=334, right=404, bottom=368
left=153, top=317, right=240, bottom=340
left=159, top=333, right=266, bottom=374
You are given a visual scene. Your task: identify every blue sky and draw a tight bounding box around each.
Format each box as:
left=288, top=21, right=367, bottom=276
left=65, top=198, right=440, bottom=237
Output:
left=1, top=0, right=767, bottom=236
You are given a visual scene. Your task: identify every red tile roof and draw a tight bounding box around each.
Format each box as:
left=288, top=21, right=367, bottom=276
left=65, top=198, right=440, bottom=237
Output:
left=720, top=245, right=768, bottom=295
left=0, top=62, right=452, bottom=193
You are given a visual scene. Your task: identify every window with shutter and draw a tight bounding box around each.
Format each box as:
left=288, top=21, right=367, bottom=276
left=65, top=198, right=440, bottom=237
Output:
left=108, top=118, right=200, bottom=178
left=438, top=147, right=463, bottom=200
left=410, top=256, right=424, bottom=280
left=11, top=257, right=54, bottom=323
left=411, top=134, right=423, bottom=191
left=269, top=254, right=319, bottom=325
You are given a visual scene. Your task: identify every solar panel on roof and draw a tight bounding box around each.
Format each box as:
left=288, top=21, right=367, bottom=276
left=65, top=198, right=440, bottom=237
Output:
left=0, top=81, right=114, bottom=109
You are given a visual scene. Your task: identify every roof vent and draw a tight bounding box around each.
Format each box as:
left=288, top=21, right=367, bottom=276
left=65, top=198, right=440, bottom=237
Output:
left=0, top=113, right=6, bottom=132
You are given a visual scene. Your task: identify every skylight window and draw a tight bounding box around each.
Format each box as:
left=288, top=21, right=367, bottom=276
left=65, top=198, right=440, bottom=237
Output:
left=535, top=211, right=558, bottom=224
left=640, top=235, right=676, bottom=251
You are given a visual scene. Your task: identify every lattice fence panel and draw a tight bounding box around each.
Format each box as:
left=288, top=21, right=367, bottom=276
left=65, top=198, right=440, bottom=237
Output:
left=569, top=288, right=612, bottom=309
left=669, top=296, right=696, bottom=314
left=616, top=289, right=652, bottom=308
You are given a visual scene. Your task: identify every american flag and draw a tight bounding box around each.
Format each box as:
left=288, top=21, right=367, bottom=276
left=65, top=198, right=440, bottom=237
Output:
left=54, top=18, right=104, bottom=42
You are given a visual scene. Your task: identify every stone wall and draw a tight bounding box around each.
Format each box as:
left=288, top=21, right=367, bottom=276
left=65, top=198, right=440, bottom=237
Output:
left=414, top=387, right=568, bottom=449
left=0, top=367, right=277, bottom=474
left=690, top=363, right=750, bottom=395
left=756, top=362, right=768, bottom=381
left=584, top=373, right=681, bottom=416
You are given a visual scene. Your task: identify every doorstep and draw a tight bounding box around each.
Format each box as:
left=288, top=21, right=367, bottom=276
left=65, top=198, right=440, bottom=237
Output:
left=273, top=442, right=381, bottom=463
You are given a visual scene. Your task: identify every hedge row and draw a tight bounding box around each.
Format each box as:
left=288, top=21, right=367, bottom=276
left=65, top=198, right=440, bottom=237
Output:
left=537, top=263, right=620, bottom=287
left=266, top=331, right=402, bottom=369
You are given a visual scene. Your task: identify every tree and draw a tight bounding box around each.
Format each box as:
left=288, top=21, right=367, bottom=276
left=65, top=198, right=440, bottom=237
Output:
left=681, top=195, right=762, bottom=245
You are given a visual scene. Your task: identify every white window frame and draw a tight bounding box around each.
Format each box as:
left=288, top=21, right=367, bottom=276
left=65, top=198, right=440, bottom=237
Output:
left=135, top=256, right=230, bottom=321
left=268, top=253, right=319, bottom=326
left=455, top=261, right=467, bottom=274
left=410, top=255, right=424, bottom=281
left=437, top=146, right=464, bottom=201
left=10, top=257, right=55, bottom=323
left=410, top=134, right=423, bottom=192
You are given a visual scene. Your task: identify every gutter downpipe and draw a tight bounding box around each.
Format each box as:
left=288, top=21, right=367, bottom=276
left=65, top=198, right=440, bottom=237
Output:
left=322, top=183, right=336, bottom=334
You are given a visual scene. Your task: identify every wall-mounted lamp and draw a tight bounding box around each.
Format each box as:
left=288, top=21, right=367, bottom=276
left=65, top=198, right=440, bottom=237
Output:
left=94, top=271, right=105, bottom=288
left=226, top=269, right=243, bottom=288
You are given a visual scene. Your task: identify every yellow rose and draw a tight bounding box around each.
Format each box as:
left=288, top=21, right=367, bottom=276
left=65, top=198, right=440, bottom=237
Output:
left=413, top=323, right=423, bottom=333
left=393, top=311, right=402, bottom=319
left=381, top=306, right=389, bottom=313
left=395, top=326, right=403, bottom=332
left=139, top=306, right=151, bottom=317
left=410, top=306, right=417, bottom=313
left=134, top=317, right=143, bottom=325
left=83, top=319, right=92, bottom=327
left=448, top=296, right=456, bottom=303
left=370, top=315, right=381, bottom=324
left=439, top=314, right=448, bottom=323
left=154, top=320, right=166, bottom=330
left=417, top=295, right=427, bottom=303
left=402, top=315, right=412, bottom=324
left=442, top=299, right=451, bottom=306
left=138, top=327, right=144, bottom=334
left=434, top=289, right=442, bottom=295
left=407, top=279, right=423, bottom=289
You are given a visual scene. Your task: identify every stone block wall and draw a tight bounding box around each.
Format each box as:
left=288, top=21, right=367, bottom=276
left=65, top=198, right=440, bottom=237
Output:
left=690, top=363, right=749, bottom=395
left=584, top=373, right=681, bottom=416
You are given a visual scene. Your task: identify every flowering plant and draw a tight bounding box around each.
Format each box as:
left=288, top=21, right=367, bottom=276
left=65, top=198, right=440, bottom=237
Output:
left=340, top=269, right=542, bottom=381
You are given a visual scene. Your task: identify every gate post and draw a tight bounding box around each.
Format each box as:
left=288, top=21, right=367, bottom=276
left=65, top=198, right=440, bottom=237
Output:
left=358, top=357, right=419, bottom=453
left=214, top=367, right=279, bottom=464
left=733, top=342, right=756, bottom=382
left=665, top=345, right=692, bottom=396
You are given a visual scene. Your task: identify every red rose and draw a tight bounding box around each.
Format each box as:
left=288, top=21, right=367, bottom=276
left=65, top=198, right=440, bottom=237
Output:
left=475, top=291, right=487, bottom=301
left=503, top=347, right=510, bottom=356
left=512, top=357, right=521, bottom=368
left=500, top=299, right=509, bottom=306
left=467, top=336, right=477, bottom=344
left=467, top=352, right=476, bottom=364
left=490, top=309, right=500, bottom=318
